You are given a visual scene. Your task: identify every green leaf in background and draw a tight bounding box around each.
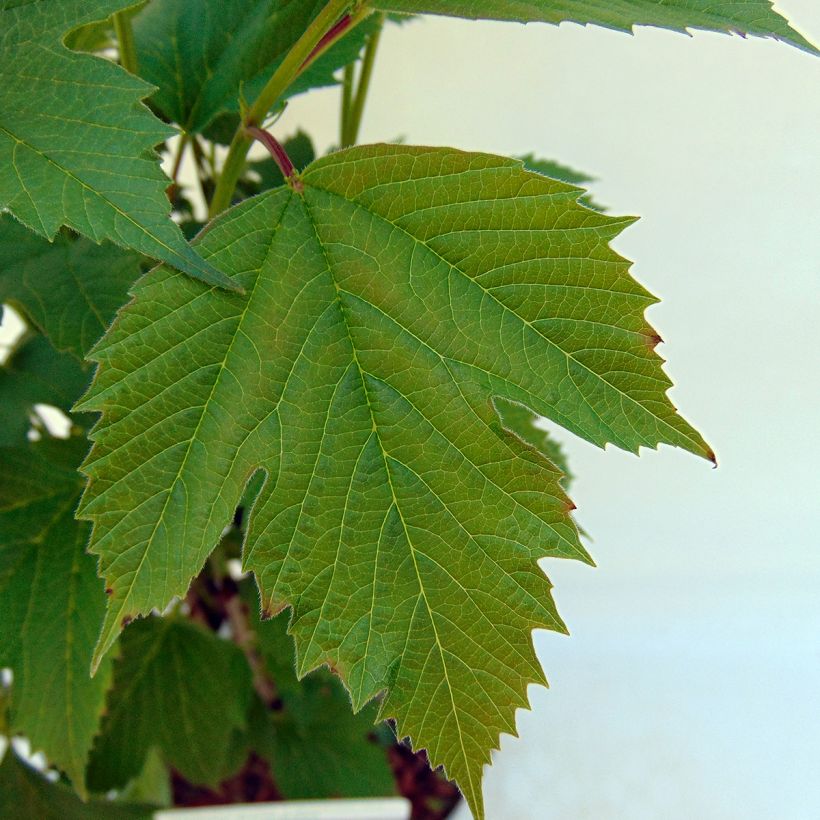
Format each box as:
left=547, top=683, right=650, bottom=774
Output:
left=244, top=593, right=394, bottom=799
left=0, top=334, right=91, bottom=446
left=0, top=0, right=236, bottom=291
left=0, top=440, right=112, bottom=796
left=520, top=154, right=603, bottom=212
left=133, top=0, right=378, bottom=135
left=494, top=397, right=573, bottom=490
left=0, top=217, right=141, bottom=359
left=373, top=0, right=818, bottom=52
left=77, top=144, right=710, bottom=817
left=0, top=751, right=153, bottom=820
left=87, top=617, right=253, bottom=792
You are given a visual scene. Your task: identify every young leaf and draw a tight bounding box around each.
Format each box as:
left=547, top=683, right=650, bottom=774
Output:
left=87, top=617, right=253, bottom=792
left=132, top=0, right=378, bottom=135
left=373, top=0, right=818, bottom=52
left=0, top=334, right=91, bottom=446
left=0, top=750, right=153, bottom=820
left=0, top=0, right=236, bottom=291
left=77, top=144, right=710, bottom=817
left=245, top=595, right=394, bottom=799
left=0, top=441, right=112, bottom=796
left=0, top=217, right=141, bottom=359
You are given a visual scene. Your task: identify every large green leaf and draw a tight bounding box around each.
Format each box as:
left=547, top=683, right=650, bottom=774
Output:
left=0, top=0, right=236, bottom=290
left=133, top=0, right=378, bottom=135
left=0, top=333, right=91, bottom=446
left=77, top=144, right=710, bottom=817
left=0, top=439, right=112, bottom=795
left=0, top=750, right=153, bottom=820
left=374, top=0, right=818, bottom=52
left=0, top=217, right=141, bottom=359
left=244, top=590, right=394, bottom=799
left=87, top=616, right=253, bottom=791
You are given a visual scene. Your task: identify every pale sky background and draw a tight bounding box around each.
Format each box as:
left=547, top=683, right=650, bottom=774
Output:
left=2, top=4, right=818, bottom=819
left=274, top=5, right=820, bottom=820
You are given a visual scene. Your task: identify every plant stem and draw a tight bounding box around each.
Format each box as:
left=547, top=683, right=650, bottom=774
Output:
left=344, top=13, right=385, bottom=147
left=169, top=133, right=189, bottom=183
left=340, top=62, right=355, bottom=147
left=113, top=10, right=138, bottom=75
left=209, top=0, right=353, bottom=218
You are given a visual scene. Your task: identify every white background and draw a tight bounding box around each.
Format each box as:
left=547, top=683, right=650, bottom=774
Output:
left=277, top=4, right=820, bottom=819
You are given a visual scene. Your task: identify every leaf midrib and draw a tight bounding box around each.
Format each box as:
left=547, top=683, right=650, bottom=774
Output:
left=301, top=193, right=476, bottom=804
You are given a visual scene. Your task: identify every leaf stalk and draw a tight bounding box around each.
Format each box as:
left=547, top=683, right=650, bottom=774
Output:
left=246, top=126, right=304, bottom=193
left=209, top=0, right=361, bottom=217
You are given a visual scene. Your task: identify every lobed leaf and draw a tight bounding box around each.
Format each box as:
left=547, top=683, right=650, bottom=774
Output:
left=373, top=0, right=818, bottom=52
left=77, top=144, right=710, bottom=817
left=0, top=440, right=112, bottom=796
left=0, top=0, right=236, bottom=290
left=0, top=216, right=141, bottom=359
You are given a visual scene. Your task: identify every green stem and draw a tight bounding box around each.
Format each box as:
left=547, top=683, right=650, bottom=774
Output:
left=169, top=132, right=189, bottom=183
left=113, top=10, right=138, bottom=75
left=209, top=0, right=353, bottom=218
left=340, top=62, right=355, bottom=148
left=345, top=13, right=385, bottom=147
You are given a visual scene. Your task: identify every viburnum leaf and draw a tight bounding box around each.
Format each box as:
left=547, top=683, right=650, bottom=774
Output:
left=0, top=750, right=153, bottom=820
left=77, top=144, right=711, bottom=817
left=0, top=439, right=112, bottom=796
left=243, top=589, right=394, bottom=799
left=373, top=0, right=818, bottom=52
left=0, top=217, right=141, bottom=359
left=0, top=333, right=91, bottom=446
left=132, top=0, right=379, bottom=135
left=86, top=616, right=253, bottom=791
left=0, top=0, right=236, bottom=291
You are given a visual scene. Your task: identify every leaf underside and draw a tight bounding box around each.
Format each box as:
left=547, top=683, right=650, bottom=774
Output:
left=133, top=0, right=380, bottom=135
left=78, top=144, right=710, bottom=817
left=0, top=0, right=235, bottom=290
left=374, top=0, right=818, bottom=53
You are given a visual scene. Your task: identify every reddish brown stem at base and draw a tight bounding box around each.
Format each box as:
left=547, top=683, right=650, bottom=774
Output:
left=245, top=125, right=304, bottom=193
left=301, top=13, right=354, bottom=68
